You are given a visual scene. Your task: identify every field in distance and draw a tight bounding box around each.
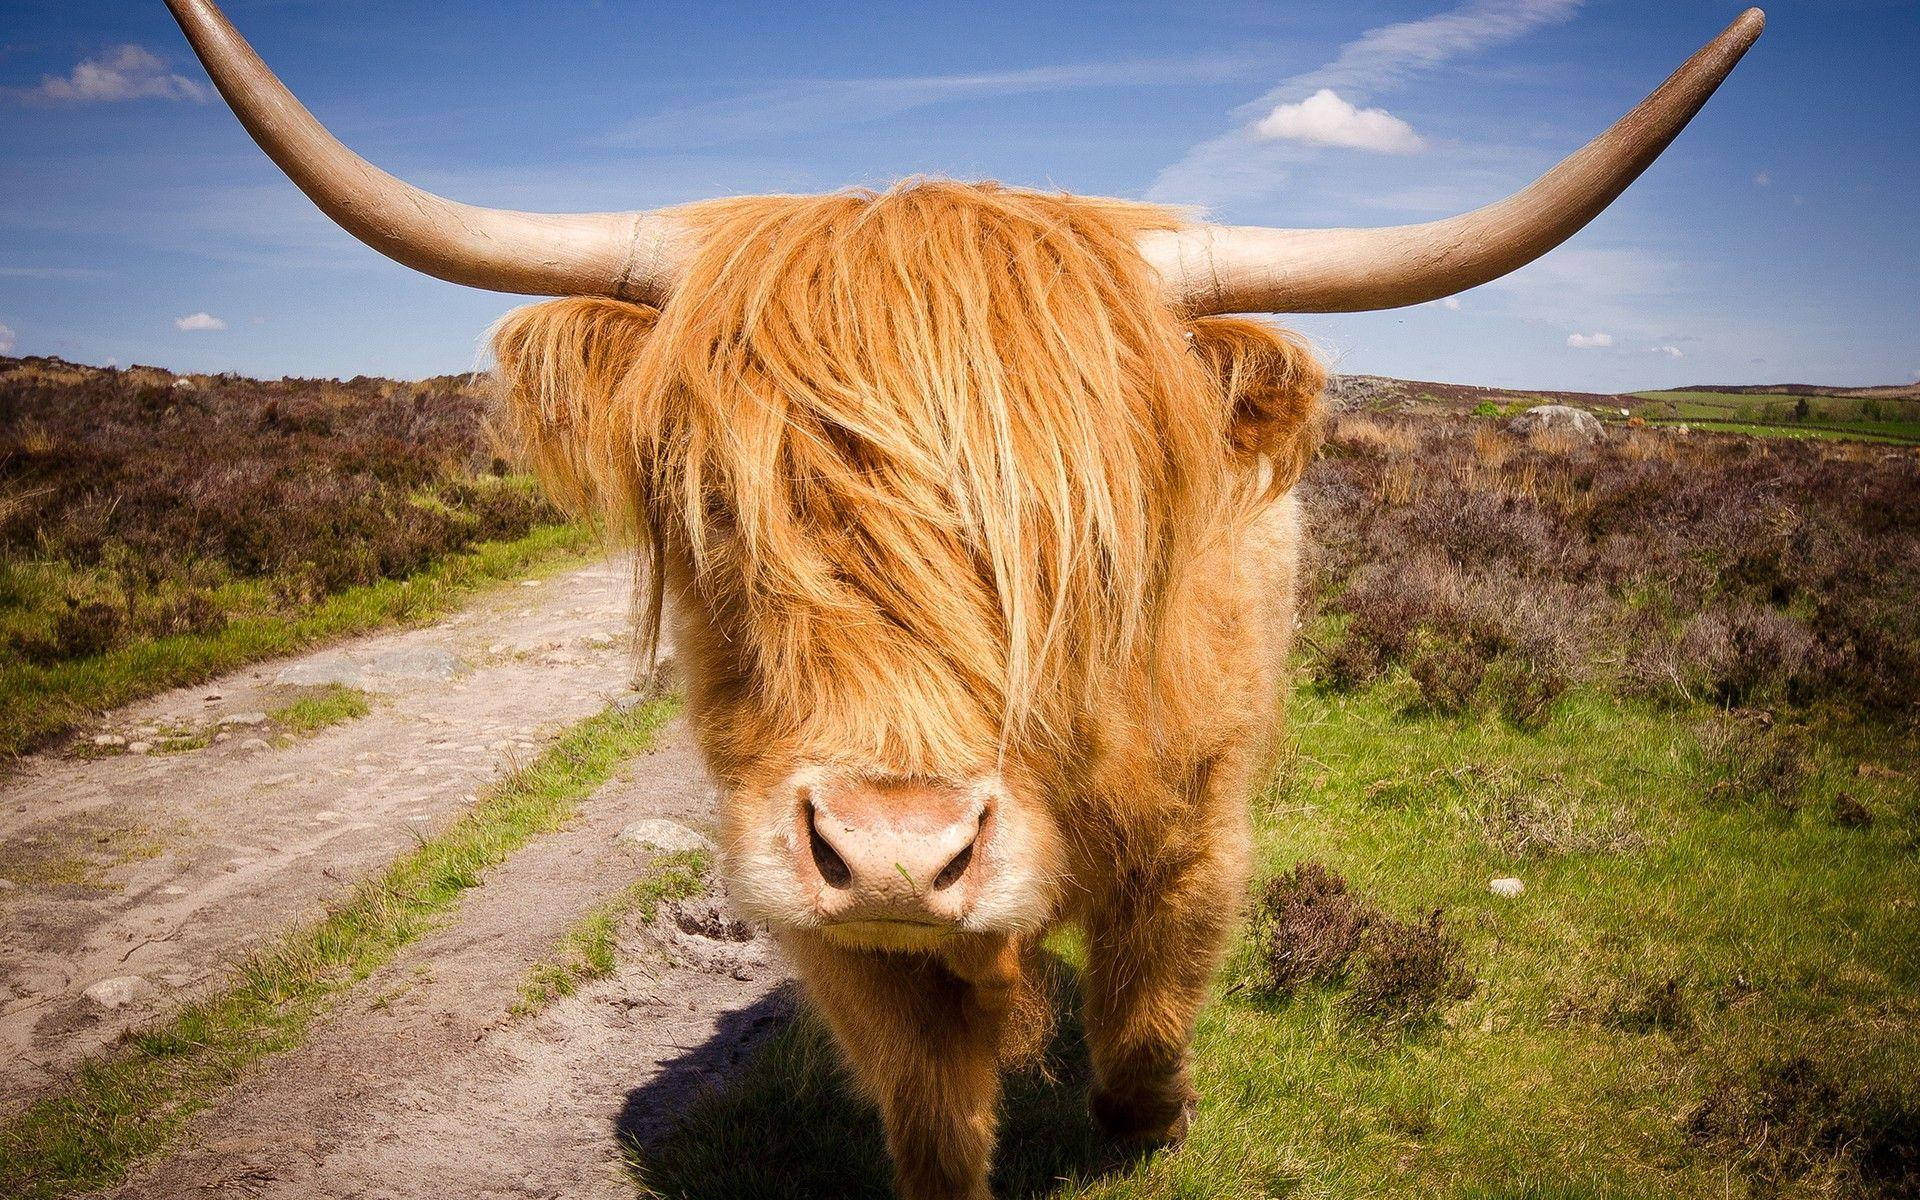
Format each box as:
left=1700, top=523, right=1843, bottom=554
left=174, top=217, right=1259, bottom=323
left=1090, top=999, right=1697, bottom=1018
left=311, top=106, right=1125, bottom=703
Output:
left=1330, top=374, right=1920, bottom=445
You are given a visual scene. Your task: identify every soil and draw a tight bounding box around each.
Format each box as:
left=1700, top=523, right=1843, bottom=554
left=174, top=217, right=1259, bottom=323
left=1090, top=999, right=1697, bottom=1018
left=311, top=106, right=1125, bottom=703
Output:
left=108, top=722, right=787, bottom=1200
left=2, top=557, right=799, bottom=1197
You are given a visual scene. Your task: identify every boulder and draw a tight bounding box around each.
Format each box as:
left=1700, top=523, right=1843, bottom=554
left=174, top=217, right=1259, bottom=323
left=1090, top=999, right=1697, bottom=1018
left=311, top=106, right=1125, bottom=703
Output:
left=618, top=818, right=714, bottom=855
left=276, top=654, right=365, bottom=688
left=1506, top=404, right=1604, bottom=442
left=83, top=976, right=147, bottom=1008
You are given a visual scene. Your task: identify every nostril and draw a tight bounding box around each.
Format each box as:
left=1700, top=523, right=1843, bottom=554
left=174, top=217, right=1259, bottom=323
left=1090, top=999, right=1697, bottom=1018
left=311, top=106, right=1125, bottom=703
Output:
left=931, top=838, right=974, bottom=892
left=807, top=804, right=852, bottom=889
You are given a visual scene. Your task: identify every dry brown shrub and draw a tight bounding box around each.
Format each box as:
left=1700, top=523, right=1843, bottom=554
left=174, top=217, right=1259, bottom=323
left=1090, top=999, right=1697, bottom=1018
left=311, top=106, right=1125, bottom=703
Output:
left=1327, top=415, right=1418, bottom=457
left=1685, top=1055, right=1920, bottom=1198
left=1471, top=772, right=1644, bottom=858
left=1300, top=410, right=1920, bottom=718
left=1343, top=910, right=1474, bottom=1026
left=1244, top=862, right=1373, bottom=998
left=1470, top=424, right=1514, bottom=468
left=1695, top=715, right=1814, bottom=812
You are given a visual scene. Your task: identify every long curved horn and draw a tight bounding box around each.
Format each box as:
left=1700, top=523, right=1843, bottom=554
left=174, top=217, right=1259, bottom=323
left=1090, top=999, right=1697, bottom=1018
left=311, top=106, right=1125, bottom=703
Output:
left=1141, top=9, right=1764, bottom=315
left=164, top=0, right=692, bottom=302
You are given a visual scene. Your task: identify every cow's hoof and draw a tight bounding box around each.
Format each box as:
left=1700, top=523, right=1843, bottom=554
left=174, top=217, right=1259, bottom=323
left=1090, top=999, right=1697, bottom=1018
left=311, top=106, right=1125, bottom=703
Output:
left=1090, top=1086, right=1196, bottom=1149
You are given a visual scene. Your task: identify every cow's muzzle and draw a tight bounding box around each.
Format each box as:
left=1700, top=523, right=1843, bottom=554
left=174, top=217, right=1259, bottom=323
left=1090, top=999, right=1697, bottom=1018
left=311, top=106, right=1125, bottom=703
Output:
left=790, top=772, right=992, bottom=937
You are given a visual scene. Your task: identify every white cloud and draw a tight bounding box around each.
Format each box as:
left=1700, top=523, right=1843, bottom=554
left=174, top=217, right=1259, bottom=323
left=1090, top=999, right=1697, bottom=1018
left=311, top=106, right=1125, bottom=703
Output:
left=1753, top=171, right=1771, bottom=187
left=1652, top=344, right=1684, bottom=358
left=1254, top=89, right=1425, bottom=154
left=1151, top=0, right=1583, bottom=205
left=1240, top=0, right=1583, bottom=112
left=1440, top=296, right=1463, bottom=311
left=16, top=45, right=207, bottom=104
left=174, top=312, right=227, bottom=332
left=1566, top=331, right=1613, bottom=349
left=0, top=322, right=14, bottom=354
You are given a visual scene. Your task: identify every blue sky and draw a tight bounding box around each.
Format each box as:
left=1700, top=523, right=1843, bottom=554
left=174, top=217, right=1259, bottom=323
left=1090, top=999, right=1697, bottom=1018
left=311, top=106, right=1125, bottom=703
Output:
left=2, top=0, right=1916, bottom=391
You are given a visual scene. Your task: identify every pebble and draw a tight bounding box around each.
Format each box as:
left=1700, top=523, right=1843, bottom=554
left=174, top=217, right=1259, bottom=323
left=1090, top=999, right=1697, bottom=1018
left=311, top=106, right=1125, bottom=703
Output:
left=238, top=737, right=271, bottom=752
left=219, top=712, right=268, bottom=727
left=0, top=878, right=16, bottom=891
left=127, top=741, right=152, bottom=754
left=83, top=976, right=146, bottom=1008
left=159, top=884, right=188, bottom=896
left=93, top=733, right=126, bottom=747
left=618, top=819, right=715, bottom=855
left=1489, top=876, right=1525, bottom=898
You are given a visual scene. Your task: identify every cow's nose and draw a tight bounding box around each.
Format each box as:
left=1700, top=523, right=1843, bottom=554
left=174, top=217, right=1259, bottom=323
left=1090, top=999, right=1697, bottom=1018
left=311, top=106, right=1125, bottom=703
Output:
left=799, top=777, right=985, bottom=926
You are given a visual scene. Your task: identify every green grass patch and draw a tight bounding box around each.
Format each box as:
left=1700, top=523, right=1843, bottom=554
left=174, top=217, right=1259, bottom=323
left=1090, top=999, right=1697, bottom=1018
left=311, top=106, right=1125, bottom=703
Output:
left=628, top=685, right=1920, bottom=1199
left=269, top=685, right=373, bottom=738
left=0, top=694, right=681, bottom=1200
left=513, top=848, right=711, bottom=1015
left=1629, top=389, right=1920, bottom=444
left=0, top=521, right=594, bottom=758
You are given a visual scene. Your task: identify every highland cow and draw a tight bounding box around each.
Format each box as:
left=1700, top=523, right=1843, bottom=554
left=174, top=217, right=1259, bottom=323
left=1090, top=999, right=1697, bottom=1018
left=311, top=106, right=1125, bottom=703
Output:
left=166, top=2, right=1762, bottom=1195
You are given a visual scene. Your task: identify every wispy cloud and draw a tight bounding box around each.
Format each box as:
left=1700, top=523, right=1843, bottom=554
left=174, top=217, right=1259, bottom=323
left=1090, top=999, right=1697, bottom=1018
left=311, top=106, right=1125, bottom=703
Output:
left=1652, top=344, right=1685, bottom=358
left=174, top=312, right=227, bottom=332
left=11, top=45, right=206, bottom=105
left=1566, top=330, right=1613, bottom=348
left=0, top=322, right=14, bottom=354
left=0, top=266, right=109, bottom=280
left=1255, top=90, right=1424, bottom=154
left=1150, top=0, right=1583, bottom=207
left=603, top=56, right=1247, bottom=148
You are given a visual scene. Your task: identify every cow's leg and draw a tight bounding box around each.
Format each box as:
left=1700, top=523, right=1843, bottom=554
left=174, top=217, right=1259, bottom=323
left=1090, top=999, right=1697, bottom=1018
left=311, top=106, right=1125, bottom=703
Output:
left=1079, top=810, right=1249, bottom=1146
left=785, top=933, right=1038, bottom=1200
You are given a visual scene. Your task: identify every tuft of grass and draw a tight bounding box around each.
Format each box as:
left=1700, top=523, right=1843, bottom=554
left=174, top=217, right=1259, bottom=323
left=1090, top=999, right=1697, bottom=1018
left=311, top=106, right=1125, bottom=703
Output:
left=269, top=684, right=372, bottom=737
left=150, top=732, right=210, bottom=755
left=0, top=694, right=680, bottom=1200
left=512, top=848, right=710, bottom=1015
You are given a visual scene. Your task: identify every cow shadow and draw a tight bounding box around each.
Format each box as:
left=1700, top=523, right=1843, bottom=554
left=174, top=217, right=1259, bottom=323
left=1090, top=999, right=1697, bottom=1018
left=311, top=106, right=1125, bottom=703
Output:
left=616, top=956, right=1129, bottom=1199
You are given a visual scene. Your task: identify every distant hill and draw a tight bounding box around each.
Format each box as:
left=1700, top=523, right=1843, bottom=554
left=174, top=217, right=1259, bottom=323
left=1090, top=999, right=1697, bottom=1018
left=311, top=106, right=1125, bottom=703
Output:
left=1325, top=373, right=1920, bottom=445
left=7, top=354, right=1914, bottom=446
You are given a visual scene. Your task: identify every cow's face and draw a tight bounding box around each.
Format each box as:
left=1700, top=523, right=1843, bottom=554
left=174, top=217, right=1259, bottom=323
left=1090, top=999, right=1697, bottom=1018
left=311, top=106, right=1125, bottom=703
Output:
left=493, top=186, right=1322, bottom=950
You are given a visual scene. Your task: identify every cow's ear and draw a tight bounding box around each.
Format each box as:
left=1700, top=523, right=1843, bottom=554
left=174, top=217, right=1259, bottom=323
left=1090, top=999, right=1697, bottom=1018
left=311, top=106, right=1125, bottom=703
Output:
left=1186, top=317, right=1325, bottom=496
left=489, top=297, right=659, bottom=520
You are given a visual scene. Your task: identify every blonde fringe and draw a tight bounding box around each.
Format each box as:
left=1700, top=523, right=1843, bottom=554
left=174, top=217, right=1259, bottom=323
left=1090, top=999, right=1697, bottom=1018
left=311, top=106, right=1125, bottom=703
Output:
left=490, top=181, right=1321, bottom=773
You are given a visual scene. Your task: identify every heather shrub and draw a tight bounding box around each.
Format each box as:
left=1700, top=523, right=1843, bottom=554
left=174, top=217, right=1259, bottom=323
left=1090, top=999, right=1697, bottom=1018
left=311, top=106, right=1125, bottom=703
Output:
left=1302, top=415, right=1920, bottom=720
left=1244, top=861, right=1373, bottom=998
left=0, top=358, right=564, bottom=671
left=1344, top=910, right=1475, bottom=1026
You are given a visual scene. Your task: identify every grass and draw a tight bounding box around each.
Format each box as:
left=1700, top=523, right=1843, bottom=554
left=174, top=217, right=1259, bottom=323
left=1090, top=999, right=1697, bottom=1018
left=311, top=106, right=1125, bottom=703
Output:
left=0, top=693, right=682, bottom=1200
left=269, top=684, right=372, bottom=737
left=625, top=683, right=1919, bottom=1200
left=1629, top=389, right=1920, bottom=444
left=0, top=521, right=594, bottom=758
left=512, top=848, right=711, bottom=1015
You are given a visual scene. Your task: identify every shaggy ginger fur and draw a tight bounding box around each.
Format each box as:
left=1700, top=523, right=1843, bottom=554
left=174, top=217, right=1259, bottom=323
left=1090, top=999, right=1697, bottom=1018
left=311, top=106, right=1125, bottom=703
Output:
left=492, top=181, right=1323, bottom=1200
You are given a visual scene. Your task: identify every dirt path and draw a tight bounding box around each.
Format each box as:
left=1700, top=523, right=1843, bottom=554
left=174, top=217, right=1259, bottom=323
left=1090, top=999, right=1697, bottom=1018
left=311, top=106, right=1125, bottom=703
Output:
left=109, top=723, right=788, bottom=1200
left=0, top=557, right=647, bottom=1114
